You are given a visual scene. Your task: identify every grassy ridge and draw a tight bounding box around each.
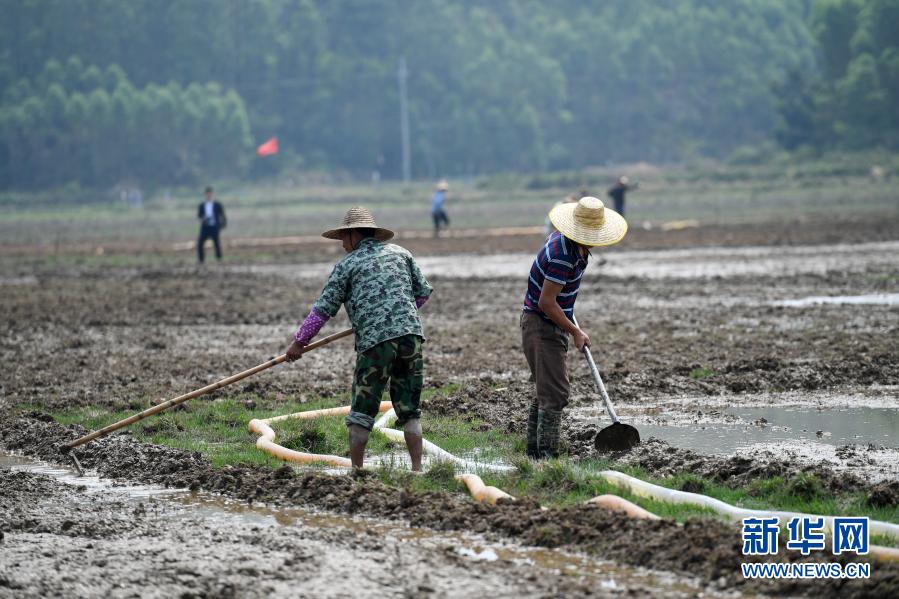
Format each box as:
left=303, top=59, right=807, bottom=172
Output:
left=45, top=390, right=899, bottom=547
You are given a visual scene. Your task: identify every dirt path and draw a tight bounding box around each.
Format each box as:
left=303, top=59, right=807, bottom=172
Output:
left=3, top=215, right=897, bottom=258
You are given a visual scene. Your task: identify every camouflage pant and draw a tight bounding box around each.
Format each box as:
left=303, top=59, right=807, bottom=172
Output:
left=345, top=335, right=423, bottom=430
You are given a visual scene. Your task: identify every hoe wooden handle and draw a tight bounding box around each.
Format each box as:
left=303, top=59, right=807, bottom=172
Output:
left=572, top=314, right=620, bottom=424
left=62, top=328, right=354, bottom=451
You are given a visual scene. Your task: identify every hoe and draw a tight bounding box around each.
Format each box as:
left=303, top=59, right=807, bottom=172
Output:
left=59, top=328, right=354, bottom=474
left=573, top=315, right=640, bottom=452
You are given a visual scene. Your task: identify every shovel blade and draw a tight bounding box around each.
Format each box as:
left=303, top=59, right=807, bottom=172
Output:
left=594, top=422, right=640, bottom=452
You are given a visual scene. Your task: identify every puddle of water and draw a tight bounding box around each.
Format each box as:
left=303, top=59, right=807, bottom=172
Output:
left=0, top=449, right=710, bottom=596
left=0, top=275, right=38, bottom=286
left=363, top=447, right=511, bottom=473
left=277, top=442, right=512, bottom=476
left=605, top=389, right=899, bottom=412
left=773, top=294, right=899, bottom=307
left=0, top=451, right=185, bottom=499
left=631, top=407, right=899, bottom=454
left=416, top=241, right=899, bottom=280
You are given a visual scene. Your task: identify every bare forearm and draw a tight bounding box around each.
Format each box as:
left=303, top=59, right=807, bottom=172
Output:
left=538, top=297, right=578, bottom=335
left=536, top=279, right=589, bottom=348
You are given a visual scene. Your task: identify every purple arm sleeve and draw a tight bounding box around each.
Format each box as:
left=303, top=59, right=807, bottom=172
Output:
left=415, top=295, right=430, bottom=309
left=294, top=306, right=330, bottom=345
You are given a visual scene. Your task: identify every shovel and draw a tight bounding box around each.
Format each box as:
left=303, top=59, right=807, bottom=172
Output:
left=572, top=315, right=640, bottom=452
left=60, top=328, right=354, bottom=464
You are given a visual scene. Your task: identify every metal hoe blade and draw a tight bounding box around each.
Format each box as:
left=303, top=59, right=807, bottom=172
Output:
left=595, top=422, right=640, bottom=452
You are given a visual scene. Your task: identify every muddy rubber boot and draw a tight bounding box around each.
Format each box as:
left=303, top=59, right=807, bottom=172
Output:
left=526, top=401, right=539, bottom=459
left=536, top=408, right=562, bottom=459
left=347, top=424, right=371, bottom=469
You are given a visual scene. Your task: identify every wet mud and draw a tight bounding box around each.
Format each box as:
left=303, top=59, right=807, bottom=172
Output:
left=424, top=382, right=898, bottom=500
left=2, top=219, right=898, bottom=596
left=2, top=416, right=897, bottom=598
left=6, top=465, right=703, bottom=599
left=3, top=248, right=896, bottom=417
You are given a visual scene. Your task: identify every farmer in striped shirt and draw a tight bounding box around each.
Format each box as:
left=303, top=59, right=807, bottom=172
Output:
left=521, top=196, right=627, bottom=459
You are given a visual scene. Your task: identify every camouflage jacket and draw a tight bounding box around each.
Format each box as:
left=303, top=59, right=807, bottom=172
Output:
left=314, top=238, right=433, bottom=353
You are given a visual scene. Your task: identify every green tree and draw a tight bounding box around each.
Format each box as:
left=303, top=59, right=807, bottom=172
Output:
left=1, top=0, right=843, bottom=187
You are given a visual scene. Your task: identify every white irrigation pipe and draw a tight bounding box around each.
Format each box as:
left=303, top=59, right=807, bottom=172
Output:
left=249, top=418, right=352, bottom=468
left=248, top=401, right=393, bottom=468
left=600, top=470, right=899, bottom=542
left=250, top=405, right=665, bottom=514
left=248, top=404, right=512, bottom=473
left=249, top=407, right=896, bottom=556
left=456, top=472, right=516, bottom=504
left=373, top=409, right=514, bottom=473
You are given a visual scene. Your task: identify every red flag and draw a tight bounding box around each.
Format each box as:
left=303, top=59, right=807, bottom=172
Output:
left=256, top=137, right=278, bottom=157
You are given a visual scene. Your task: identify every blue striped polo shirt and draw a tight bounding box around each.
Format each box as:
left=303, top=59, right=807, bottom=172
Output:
left=523, top=231, right=588, bottom=321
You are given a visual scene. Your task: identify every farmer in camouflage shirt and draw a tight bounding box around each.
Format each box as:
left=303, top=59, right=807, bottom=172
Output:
left=285, top=207, right=433, bottom=470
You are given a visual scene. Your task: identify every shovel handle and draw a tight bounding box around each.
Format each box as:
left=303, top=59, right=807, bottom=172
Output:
left=572, top=315, right=619, bottom=424
left=63, top=327, right=354, bottom=451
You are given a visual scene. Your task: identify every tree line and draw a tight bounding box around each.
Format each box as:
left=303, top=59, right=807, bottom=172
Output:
left=1, top=57, right=251, bottom=188
left=775, top=0, right=899, bottom=151
left=1, top=0, right=893, bottom=190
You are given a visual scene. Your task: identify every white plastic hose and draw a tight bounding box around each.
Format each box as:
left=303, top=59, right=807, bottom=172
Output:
left=248, top=404, right=512, bottom=473
left=601, top=470, right=899, bottom=541
left=249, top=405, right=676, bottom=522
left=455, top=473, right=515, bottom=504
left=373, top=409, right=513, bottom=473
left=248, top=418, right=351, bottom=468
left=246, top=401, right=393, bottom=468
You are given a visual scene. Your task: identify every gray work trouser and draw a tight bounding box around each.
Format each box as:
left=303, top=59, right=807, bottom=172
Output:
left=520, top=311, right=570, bottom=411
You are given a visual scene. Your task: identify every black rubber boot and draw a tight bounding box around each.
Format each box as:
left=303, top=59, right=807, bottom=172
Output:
left=536, top=408, right=562, bottom=459
left=526, top=401, right=539, bottom=458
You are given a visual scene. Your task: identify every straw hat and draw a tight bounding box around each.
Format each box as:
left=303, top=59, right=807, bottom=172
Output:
left=436, top=179, right=449, bottom=191
left=321, top=206, right=394, bottom=241
left=548, top=196, right=627, bottom=247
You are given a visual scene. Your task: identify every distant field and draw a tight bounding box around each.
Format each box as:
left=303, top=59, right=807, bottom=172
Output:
left=1, top=159, right=897, bottom=249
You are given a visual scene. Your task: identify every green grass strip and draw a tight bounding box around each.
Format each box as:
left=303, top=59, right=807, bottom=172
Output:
left=43, top=392, right=898, bottom=545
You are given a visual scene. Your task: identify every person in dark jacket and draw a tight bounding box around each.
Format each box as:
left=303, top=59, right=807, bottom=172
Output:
left=606, top=176, right=637, bottom=217
left=431, top=180, right=450, bottom=236
left=197, top=186, right=227, bottom=262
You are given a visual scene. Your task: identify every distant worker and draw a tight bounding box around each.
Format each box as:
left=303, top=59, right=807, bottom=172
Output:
left=607, top=176, right=637, bottom=217
left=197, top=186, right=227, bottom=263
left=285, top=207, right=433, bottom=471
left=431, top=180, right=450, bottom=236
left=522, top=197, right=627, bottom=459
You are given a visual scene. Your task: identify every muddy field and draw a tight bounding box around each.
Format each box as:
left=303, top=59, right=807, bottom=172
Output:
left=2, top=217, right=898, bottom=597
left=5, top=458, right=712, bottom=599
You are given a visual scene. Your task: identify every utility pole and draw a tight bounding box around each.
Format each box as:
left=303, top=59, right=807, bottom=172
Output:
left=398, top=56, right=411, bottom=183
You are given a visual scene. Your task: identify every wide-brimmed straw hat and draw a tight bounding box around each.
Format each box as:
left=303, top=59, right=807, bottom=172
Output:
left=435, top=179, right=449, bottom=191
left=322, top=206, right=395, bottom=241
left=548, top=196, right=627, bottom=247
